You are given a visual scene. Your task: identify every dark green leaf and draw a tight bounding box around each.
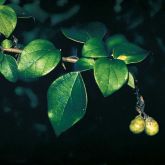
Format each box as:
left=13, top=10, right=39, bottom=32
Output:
left=127, top=72, right=135, bottom=89
left=113, top=42, right=149, bottom=64
left=0, top=0, right=6, bottom=5
left=0, top=5, right=17, bottom=37
left=82, top=38, right=108, bottom=58
left=105, top=34, right=128, bottom=52
left=0, top=53, right=18, bottom=82
left=18, top=39, right=61, bottom=80
left=94, top=58, right=128, bottom=97
left=74, top=58, right=95, bottom=71
left=61, top=22, right=107, bottom=43
left=47, top=72, right=87, bottom=136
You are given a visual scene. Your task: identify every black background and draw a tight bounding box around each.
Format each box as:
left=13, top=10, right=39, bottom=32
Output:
left=0, top=0, right=165, bottom=164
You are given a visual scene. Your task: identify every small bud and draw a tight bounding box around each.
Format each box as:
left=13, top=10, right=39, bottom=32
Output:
left=145, top=117, right=159, bottom=136
left=129, top=115, right=145, bottom=134
left=1, top=39, right=13, bottom=48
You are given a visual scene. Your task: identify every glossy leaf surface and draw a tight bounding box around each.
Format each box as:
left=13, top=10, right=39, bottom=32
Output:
left=18, top=39, right=61, bottom=80
left=113, top=42, right=148, bottom=64
left=94, top=58, right=128, bottom=97
left=47, top=72, right=87, bottom=136
left=0, top=53, right=18, bottom=82
left=74, top=58, right=95, bottom=71
left=0, top=5, right=17, bottom=37
left=82, top=38, right=108, bottom=58
left=61, top=22, right=107, bottom=43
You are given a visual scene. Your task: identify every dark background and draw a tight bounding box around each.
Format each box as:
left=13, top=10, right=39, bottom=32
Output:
left=0, top=0, right=165, bottom=164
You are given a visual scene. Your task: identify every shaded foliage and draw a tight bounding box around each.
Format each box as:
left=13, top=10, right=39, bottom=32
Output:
left=0, top=0, right=165, bottom=165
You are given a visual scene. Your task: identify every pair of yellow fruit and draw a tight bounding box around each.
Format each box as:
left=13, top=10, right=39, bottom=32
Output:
left=129, top=115, right=159, bottom=136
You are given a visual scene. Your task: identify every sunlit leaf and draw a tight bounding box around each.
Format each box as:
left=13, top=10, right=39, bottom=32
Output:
left=94, top=58, right=128, bottom=97
left=127, top=72, right=135, bottom=89
left=74, top=58, right=95, bottom=71
left=18, top=39, right=61, bottom=80
left=47, top=72, right=87, bottom=136
left=61, top=22, right=107, bottom=43
left=82, top=38, right=108, bottom=58
left=113, top=42, right=149, bottom=64
left=0, top=5, right=17, bottom=37
left=0, top=53, right=18, bottom=82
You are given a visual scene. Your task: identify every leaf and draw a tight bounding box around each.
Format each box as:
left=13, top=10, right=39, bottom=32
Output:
left=61, top=22, right=107, bottom=43
left=82, top=38, right=108, bottom=58
left=94, top=58, right=128, bottom=97
left=0, top=53, right=18, bottom=82
left=74, top=58, right=95, bottom=71
left=113, top=42, right=149, bottom=64
left=0, top=0, right=6, bottom=5
left=105, top=34, right=128, bottom=52
left=0, top=5, right=17, bottom=37
left=127, top=72, right=135, bottom=89
left=18, top=39, right=61, bottom=80
left=47, top=72, right=87, bottom=136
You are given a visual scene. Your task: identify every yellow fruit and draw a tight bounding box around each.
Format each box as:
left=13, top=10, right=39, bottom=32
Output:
left=145, top=117, right=159, bottom=136
left=129, top=115, right=145, bottom=134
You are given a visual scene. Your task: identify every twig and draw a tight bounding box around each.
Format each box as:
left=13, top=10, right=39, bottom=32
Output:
left=2, top=48, right=23, bottom=54
left=0, top=47, right=79, bottom=63
left=62, top=56, right=78, bottom=63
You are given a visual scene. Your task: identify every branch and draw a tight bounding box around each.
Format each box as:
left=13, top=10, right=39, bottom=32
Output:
left=0, top=47, right=79, bottom=63
left=62, top=56, right=78, bottom=63
left=2, top=48, right=23, bottom=54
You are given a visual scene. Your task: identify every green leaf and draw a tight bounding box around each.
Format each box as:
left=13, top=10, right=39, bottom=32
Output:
left=127, top=72, right=135, bottom=89
left=61, top=22, right=107, bottom=43
left=18, top=39, right=61, bottom=80
left=47, top=72, right=87, bottom=136
left=0, top=0, right=6, bottom=5
left=74, top=58, right=95, bottom=71
left=105, top=34, right=128, bottom=52
left=0, top=53, right=18, bottom=82
left=113, top=42, right=149, bottom=64
left=0, top=5, right=17, bottom=37
left=94, top=58, right=128, bottom=97
left=82, top=38, right=108, bottom=58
